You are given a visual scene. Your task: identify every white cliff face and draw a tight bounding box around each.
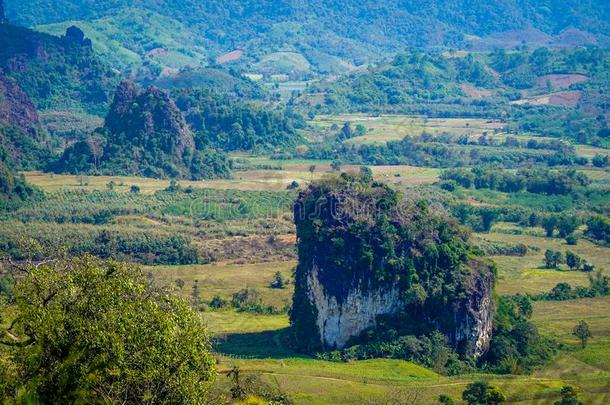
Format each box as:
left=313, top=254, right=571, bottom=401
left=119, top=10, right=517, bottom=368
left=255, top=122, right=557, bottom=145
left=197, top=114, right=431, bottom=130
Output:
left=307, top=265, right=401, bottom=349
left=472, top=293, right=493, bottom=357
left=306, top=264, right=494, bottom=356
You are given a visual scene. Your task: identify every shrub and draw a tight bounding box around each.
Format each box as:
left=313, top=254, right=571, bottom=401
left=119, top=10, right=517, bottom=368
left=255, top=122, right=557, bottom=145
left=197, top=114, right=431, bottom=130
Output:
left=462, top=381, right=506, bottom=405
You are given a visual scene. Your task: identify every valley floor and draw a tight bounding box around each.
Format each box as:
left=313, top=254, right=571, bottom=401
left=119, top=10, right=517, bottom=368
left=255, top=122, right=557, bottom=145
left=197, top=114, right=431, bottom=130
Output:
left=15, top=114, right=610, bottom=404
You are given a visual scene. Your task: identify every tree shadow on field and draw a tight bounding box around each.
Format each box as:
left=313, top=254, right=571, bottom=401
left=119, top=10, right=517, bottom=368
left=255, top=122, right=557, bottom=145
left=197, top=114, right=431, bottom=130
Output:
left=214, top=327, right=310, bottom=359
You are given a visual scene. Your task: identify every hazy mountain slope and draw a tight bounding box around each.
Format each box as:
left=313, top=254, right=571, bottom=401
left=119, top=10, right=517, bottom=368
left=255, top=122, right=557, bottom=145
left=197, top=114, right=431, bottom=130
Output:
left=8, top=0, right=610, bottom=40
left=6, top=0, right=610, bottom=77
left=0, top=23, right=117, bottom=114
left=34, top=8, right=209, bottom=77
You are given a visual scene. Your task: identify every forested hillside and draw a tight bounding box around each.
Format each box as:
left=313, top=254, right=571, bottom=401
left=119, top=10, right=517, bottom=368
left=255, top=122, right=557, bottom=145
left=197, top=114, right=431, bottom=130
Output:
left=300, top=47, right=610, bottom=145
left=173, top=88, right=302, bottom=152
left=0, top=23, right=116, bottom=114
left=51, top=81, right=231, bottom=179
left=6, top=0, right=609, bottom=79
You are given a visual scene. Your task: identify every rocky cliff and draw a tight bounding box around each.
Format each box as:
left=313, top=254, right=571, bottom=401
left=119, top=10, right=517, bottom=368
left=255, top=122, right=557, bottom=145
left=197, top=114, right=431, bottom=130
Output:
left=0, top=69, right=39, bottom=136
left=0, top=69, right=48, bottom=169
left=291, top=173, right=495, bottom=357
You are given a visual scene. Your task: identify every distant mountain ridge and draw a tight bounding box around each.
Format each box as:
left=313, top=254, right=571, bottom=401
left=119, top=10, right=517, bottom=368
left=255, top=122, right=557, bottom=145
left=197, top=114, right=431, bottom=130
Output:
left=5, top=1, right=609, bottom=79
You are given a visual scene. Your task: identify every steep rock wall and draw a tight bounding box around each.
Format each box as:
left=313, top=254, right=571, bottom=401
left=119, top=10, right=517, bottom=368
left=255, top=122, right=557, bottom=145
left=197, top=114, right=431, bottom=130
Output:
left=307, top=265, right=401, bottom=349
left=303, top=260, right=494, bottom=355
left=291, top=174, right=496, bottom=357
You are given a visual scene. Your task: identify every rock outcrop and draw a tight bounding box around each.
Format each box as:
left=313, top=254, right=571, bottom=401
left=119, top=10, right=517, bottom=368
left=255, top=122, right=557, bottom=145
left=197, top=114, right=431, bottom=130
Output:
left=52, top=81, right=230, bottom=180
left=104, top=80, right=196, bottom=164
left=0, top=70, right=39, bottom=134
left=291, top=174, right=495, bottom=357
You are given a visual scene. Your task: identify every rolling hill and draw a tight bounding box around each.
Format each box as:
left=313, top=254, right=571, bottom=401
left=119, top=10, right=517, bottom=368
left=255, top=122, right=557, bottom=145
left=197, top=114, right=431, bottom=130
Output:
left=5, top=0, right=610, bottom=80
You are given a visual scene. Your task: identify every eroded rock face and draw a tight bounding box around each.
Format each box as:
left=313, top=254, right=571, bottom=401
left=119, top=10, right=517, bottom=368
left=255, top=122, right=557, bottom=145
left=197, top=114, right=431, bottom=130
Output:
left=290, top=175, right=495, bottom=357
left=307, top=265, right=401, bottom=349
left=0, top=70, right=39, bottom=135
left=303, top=260, right=494, bottom=355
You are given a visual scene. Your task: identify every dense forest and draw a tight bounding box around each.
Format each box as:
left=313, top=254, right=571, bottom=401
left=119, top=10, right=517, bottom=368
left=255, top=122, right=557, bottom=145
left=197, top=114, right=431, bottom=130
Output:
left=173, top=88, right=302, bottom=152
left=0, top=23, right=116, bottom=114
left=51, top=81, right=231, bottom=179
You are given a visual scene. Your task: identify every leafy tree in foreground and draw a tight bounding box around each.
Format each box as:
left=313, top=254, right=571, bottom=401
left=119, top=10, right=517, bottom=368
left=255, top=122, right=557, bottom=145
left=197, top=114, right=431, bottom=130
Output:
left=0, top=255, right=216, bottom=404
left=572, top=320, right=592, bottom=349
left=462, top=381, right=506, bottom=404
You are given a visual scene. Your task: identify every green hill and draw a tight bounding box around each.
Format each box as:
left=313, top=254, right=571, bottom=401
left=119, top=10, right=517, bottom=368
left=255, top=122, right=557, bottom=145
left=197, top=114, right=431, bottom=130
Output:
left=0, top=23, right=117, bottom=114
left=51, top=81, right=231, bottom=180
left=35, top=8, right=209, bottom=77
left=6, top=1, right=609, bottom=80
left=301, top=48, right=610, bottom=145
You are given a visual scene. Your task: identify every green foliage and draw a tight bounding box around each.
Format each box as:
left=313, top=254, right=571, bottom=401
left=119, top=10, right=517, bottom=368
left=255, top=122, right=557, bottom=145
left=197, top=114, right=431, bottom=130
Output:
left=592, top=154, right=609, bottom=168
left=554, top=386, right=583, bottom=405
left=487, top=295, right=557, bottom=373
left=572, top=320, right=592, bottom=349
left=270, top=271, right=287, bottom=289
left=0, top=122, right=49, bottom=171
left=585, top=215, right=610, bottom=244
left=0, top=163, right=42, bottom=210
left=0, top=255, right=216, bottom=403
left=173, top=88, right=302, bottom=152
left=0, top=24, right=116, bottom=114
left=544, top=249, right=563, bottom=269
left=442, top=167, right=590, bottom=196
left=208, top=294, right=228, bottom=309
left=565, top=251, right=583, bottom=271
left=438, top=394, right=454, bottom=405
left=462, top=381, right=506, bottom=405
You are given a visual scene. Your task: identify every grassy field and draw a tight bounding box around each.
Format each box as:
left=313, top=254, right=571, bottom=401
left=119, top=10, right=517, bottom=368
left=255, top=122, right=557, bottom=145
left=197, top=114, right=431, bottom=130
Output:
left=150, top=261, right=296, bottom=309
left=24, top=162, right=440, bottom=193
left=479, top=225, right=610, bottom=296
left=310, top=114, right=506, bottom=145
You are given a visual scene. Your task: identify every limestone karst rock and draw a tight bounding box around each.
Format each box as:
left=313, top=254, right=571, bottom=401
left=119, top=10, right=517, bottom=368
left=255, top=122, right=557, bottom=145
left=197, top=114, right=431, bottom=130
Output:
left=291, top=173, right=495, bottom=357
left=0, top=70, right=39, bottom=136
